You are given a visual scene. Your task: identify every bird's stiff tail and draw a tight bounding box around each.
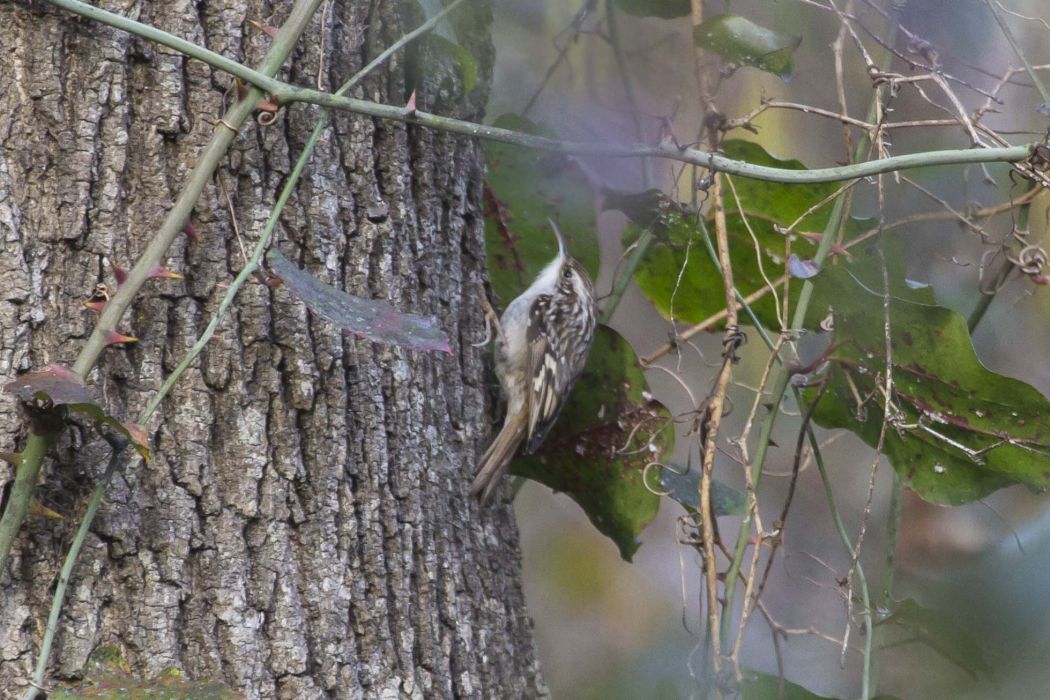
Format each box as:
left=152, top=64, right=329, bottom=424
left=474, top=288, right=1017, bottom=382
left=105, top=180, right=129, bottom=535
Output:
left=470, top=413, right=526, bottom=505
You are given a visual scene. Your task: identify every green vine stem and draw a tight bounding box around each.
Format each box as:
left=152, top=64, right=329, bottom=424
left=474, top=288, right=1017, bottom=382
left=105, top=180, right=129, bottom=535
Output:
left=68, top=0, right=325, bottom=378
left=143, top=115, right=325, bottom=416
left=22, top=442, right=127, bottom=700
left=967, top=248, right=1015, bottom=332
left=871, top=468, right=904, bottom=700
left=599, top=229, right=654, bottom=324
left=879, top=474, right=902, bottom=609
left=38, top=0, right=1041, bottom=185
left=684, top=204, right=874, bottom=696
left=719, top=194, right=851, bottom=643
left=0, top=433, right=51, bottom=580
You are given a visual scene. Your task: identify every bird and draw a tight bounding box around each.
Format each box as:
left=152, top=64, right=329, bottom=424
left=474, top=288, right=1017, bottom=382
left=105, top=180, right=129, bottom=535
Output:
left=470, top=219, right=598, bottom=504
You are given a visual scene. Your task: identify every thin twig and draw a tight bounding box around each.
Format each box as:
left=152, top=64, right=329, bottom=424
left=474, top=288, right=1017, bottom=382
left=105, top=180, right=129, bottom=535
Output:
left=995, top=2, right=1050, bottom=32
left=522, top=0, right=597, bottom=116
left=728, top=337, right=786, bottom=678
left=844, top=116, right=895, bottom=698
left=705, top=172, right=743, bottom=669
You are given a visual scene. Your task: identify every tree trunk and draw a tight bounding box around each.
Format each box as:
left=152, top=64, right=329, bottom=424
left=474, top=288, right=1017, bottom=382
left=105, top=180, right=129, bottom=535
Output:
left=0, top=1, right=545, bottom=697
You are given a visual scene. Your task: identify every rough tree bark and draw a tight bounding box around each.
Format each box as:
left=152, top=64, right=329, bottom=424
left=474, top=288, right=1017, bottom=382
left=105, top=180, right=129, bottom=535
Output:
left=0, top=1, right=545, bottom=697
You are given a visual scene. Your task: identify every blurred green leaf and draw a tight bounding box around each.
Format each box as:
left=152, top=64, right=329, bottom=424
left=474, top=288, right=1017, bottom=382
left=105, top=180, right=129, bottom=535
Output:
left=742, top=670, right=902, bottom=699
left=693, top=15, right=801, bottom=79
left=621, top=209, right=776, bottom=326
left=614, top=0, right=691, bottom=19
left=535, top=530, right=619, bottom=604
left=416, top=0, right=477, bottom=91
left=660, top=465, right=746, bottom=516
left=878, top=598, right=991, bottom=678
left=608, top=140, right=873, bottom=330
left=484, top=114, right=599, bottom=306
left=804, top=246, right=1050, bottom=504
left=511, top=326, right=672, bottom=561
left=432, top=35, right=477, bottom=92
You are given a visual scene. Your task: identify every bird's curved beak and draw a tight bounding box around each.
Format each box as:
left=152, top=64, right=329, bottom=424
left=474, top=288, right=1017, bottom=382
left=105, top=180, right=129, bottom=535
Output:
left=548, top=217, right=567, bottom=259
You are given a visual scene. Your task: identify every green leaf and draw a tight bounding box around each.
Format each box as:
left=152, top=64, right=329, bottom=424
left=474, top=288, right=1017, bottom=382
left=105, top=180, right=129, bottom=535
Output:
left=660, top=465, right=746, bottom=516
left=3, top=365, right=151, bottom=461
left=804, top=247, right=1050, bottom=504
left=614, top=0, right=691, bottom=19
left=693, top=15, right=802, bottom=79
left=268, top=249, right=451, bottom=353
left=432, top=35, right=477, bottom=92
left=877, top=598, right=990, bottom=678
left=620, top=209, right=745, bottom=326
left=719, top=141, right=850, bottom=223
left=608, top=141, right=873, bottom=330
left=484, top=114, right=599, bottom=307
left=510, top=326, right=671, bottom=561
left=416, top=0, right=477, bottom=91
left=742, top=670, right=902, bottom=699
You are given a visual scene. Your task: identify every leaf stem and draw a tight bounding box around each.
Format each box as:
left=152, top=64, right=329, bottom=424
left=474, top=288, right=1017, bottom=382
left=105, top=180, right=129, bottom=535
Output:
left=0, top=433, right=51, bottom=577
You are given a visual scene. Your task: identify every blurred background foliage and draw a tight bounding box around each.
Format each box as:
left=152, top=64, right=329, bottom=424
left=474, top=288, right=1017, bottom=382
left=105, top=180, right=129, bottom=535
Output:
left=484, top=0, right=1050, bottom=697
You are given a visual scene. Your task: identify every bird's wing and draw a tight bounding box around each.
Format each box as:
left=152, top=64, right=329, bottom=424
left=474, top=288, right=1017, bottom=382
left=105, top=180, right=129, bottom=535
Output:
left=524, top=294, right=570, bottom=453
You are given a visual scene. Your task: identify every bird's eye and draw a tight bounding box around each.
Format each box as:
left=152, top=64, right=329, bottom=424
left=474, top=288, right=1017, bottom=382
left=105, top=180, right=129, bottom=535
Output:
left=562, top=268, right=573, bottom=280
